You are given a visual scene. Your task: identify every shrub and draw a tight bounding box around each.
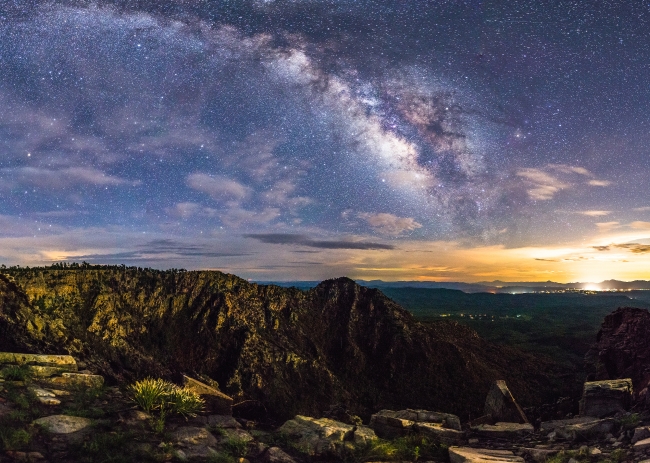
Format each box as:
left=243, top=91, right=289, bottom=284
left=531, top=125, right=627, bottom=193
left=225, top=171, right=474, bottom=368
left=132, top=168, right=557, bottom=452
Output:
left=128, top=378, right=204, bottom=417
left=0, top=365, right=31, bottom=382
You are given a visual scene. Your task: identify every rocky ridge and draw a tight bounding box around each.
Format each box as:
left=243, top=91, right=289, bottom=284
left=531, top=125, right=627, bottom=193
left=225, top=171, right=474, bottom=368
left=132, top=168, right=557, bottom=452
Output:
left=0, top=267, right=574, bottom=420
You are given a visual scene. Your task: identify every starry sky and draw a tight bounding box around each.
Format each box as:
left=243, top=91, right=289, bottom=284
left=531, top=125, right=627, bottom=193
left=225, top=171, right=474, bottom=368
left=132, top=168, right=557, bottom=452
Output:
left=2, top=0, right=650, bottom=282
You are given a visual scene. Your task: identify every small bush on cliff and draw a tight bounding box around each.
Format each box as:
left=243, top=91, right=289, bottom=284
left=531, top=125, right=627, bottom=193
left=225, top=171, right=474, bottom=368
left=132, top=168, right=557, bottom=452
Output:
left=128, top=378, right=204, bottom=417
left=0, top=365, right=31, bottom=382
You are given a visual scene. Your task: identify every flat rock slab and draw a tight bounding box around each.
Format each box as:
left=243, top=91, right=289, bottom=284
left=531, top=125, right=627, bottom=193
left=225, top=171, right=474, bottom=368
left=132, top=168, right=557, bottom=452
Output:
left=183, top=375, right=233, bottom=414
left=207, top=414, right=241, bottom=429
left=553, top=418, right=615, bottom=441
left=216, top=428, right=254, bottom=444
left=633, top=427, right=650, bottom=444
left=172, top=426, right=219, bottom=458
left=415, top=422, right=465, bottom=444
left=46, top=372, right=104, bottom=389
left=519, top=448, right=560, bottom=463
left=540, top=417, right=599, bottom=432
left=0, top=353, right=77, bottom=370
left=29, top=387, right=61, bottom=406
left=473, top=422, right=533, bottom=439
left=33, top=415, right=92, bottom=434
left=634, top=437, right=650, bottom=452
left=449, top=447, right=524, bottom=463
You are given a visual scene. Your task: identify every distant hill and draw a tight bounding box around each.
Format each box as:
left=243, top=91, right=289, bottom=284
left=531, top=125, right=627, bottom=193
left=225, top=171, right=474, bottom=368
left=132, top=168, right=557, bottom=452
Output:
left=259, top=279, right=650, bottom=293
left=0, top=266, right=575, bottom=420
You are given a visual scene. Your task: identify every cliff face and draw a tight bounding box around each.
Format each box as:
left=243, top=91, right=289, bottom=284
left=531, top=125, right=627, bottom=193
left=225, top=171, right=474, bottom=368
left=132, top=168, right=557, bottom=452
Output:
left=0, top=267, right=573, bottom=420
left=585, top=306, right=650, bottom=403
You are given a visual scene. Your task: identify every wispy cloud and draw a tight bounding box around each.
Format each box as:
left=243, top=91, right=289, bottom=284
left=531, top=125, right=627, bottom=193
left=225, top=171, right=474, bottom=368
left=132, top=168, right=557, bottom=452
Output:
left=516, top=168, right=568, bottom=200
left=186, top=173, right=250, bottom=202
left=588, top=179, right=612, bottom=187
left=1, top=167, right=137, bottom=189
left=244, top=233, right=395, bottom=250
left=580, top=210, right=611, bottom=217
left=357, top=212, right=422, bottom=236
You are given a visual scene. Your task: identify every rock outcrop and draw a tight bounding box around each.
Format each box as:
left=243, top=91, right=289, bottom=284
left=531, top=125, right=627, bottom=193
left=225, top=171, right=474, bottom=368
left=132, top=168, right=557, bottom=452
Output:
left=584, top=307, right=650, bottom=404
left=579, top=379, right=633, bottom=417
left=484, top=380, right=529, bottom=423
left=369, top=409, right=464, bottom=443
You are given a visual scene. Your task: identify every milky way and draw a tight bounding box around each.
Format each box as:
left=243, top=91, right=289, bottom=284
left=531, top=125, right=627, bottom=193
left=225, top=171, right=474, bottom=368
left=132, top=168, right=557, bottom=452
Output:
left=1, top=1, right=650, bottom=281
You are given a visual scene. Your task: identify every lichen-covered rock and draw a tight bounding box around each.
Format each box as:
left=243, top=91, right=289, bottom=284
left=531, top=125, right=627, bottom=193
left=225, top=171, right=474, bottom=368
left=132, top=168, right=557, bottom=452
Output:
left=449, top=447, right=524, bottom=463
left=264, top=447, right=297, bottom=463
left=579, top=379, right=632, bottom=417
left=46, top=372, right=104, bottom=389
left=33, top=415, right=92, bottom=434
left=484, top=380, right=528, bottom=423
left=29, top=387, right=61, bottom=405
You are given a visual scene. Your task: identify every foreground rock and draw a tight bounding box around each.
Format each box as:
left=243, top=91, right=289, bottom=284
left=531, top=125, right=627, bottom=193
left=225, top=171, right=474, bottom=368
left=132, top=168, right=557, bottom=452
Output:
left=171, top=426, right=219, bottom=458
left=484, top=380, right=529, bottom=423
left=542, top=417, right=615, bottom=441
left=279, top=415, right=377, bottom=457
left=33, top=415, right=92, bottom=434
left=579, top=378, right=633, bottom=417
left=369, top=408, right=463, bottom=443
left=449, top=446, right=524, bottom=463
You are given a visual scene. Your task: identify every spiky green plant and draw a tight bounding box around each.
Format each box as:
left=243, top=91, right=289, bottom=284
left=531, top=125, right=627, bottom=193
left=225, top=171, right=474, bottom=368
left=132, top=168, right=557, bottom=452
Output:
left=128, top=378, right=170, bottom=414
left=128, top=378, right=204, bottom=417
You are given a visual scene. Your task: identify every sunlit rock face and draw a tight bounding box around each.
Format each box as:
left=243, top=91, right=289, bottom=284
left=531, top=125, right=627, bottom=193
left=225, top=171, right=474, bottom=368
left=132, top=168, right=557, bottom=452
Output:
left=1, top=267, right=572, bottom=420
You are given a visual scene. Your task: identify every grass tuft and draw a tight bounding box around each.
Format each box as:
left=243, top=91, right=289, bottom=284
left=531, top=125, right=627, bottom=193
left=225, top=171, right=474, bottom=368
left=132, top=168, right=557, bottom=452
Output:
left=128, top=377, right=204, bottom=418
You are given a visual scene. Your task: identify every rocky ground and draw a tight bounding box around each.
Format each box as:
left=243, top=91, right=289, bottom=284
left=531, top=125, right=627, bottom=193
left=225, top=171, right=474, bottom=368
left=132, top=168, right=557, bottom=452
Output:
left=1, top=352, right=649, bottom=463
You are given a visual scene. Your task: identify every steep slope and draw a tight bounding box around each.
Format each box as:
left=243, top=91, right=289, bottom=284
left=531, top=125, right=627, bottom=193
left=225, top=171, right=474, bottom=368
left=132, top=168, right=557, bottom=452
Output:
left=2, top=266, right=573, bottom=420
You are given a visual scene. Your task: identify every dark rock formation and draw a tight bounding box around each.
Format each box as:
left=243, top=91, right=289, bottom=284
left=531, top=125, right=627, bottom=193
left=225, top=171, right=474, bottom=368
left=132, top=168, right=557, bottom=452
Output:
left=584, top=307, right=650, bottom=403
left=1, top=267, right=573, bottom=420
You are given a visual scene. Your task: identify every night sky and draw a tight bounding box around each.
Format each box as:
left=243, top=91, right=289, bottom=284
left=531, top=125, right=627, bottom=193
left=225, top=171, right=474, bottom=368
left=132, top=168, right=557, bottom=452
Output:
left=1, top=1, right=650, bottom=282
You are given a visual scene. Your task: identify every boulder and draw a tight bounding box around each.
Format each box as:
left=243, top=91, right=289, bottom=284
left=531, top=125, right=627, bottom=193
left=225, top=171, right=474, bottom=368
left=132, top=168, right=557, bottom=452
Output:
left=552, top=418, right=615, bottom=441
left=171, top=426, right=218, bottom=458
left=264, top=447, right=297, bottom=463
left=484, top=380, right=528, bottom=423
left=278, top=415, right=376, bottom=457
left=519, top=448, right=560, bottom=463
left=33, top=415, right=92, bottom=434
left=183, top=375, right=233, bottom=415
left=207, top=414, right=242, bottom=429
left=472, top=422, right=533, bottom=439
left=449, top=446, right=524, bottom=463
left=579, top=379, right=632, bottom=417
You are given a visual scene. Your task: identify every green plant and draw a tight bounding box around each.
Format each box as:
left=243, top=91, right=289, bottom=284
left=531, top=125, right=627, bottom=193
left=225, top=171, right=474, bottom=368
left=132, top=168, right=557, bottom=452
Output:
left=619, top=413, right=641, bottom=431
left=223, top=436, right=250, bottom=458
left=166, top=386, right=204, bottom=417
left=128, top=378, right=169, bottom=414
left=128, top=378, right=204, bottom=417
left=0, top=365, right=31, bottom=382
left=151, top=409, right=166, bottom=434
left=0, top=425, right=31, bottom=451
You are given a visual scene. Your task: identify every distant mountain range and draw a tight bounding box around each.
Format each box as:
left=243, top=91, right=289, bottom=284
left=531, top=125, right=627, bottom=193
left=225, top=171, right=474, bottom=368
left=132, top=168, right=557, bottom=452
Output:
left=256, top=279, right=650, bottom=293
